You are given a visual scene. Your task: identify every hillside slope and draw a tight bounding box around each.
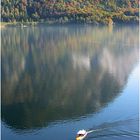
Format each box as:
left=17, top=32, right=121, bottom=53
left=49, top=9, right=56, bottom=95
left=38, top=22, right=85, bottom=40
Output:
left=1, top=0, right=139, bottom=24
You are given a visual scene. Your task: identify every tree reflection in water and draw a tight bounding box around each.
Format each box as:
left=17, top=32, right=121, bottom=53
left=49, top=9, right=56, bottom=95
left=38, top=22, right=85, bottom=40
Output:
left=1, top=25, right=139, bottom=131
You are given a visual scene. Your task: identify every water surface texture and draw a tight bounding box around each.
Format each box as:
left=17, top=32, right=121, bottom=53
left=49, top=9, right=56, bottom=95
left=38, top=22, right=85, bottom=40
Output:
left=1, top=25, right=139, bottom=140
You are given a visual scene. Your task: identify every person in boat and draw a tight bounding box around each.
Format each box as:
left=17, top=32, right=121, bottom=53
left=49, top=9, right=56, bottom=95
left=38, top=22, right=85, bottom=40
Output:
left=76, top=130, right=87, bottom=140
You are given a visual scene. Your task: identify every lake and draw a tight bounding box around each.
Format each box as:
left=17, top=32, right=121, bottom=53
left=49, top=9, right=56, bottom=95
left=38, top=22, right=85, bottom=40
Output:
left=1, top=25, right=139, bottom=140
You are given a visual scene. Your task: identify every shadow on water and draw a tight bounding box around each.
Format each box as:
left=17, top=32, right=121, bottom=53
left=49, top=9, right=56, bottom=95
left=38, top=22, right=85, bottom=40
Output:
left=1, top=25, right=139, bottom=136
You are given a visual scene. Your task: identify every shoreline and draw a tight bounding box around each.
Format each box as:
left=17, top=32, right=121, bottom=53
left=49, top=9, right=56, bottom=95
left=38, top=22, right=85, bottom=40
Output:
left=0, top=21, right=139, bottom=28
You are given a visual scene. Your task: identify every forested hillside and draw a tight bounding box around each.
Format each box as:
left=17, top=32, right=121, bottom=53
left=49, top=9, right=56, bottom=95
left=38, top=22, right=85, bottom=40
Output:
left=1, top=0, right=139, bottom=24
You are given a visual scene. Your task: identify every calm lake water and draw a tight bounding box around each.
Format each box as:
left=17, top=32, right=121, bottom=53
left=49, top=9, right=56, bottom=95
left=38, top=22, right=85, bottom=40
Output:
left=1, top=25, right=139, bottom=140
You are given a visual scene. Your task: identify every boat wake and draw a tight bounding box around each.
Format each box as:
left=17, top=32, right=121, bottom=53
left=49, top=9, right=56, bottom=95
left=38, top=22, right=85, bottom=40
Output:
left=85, top=118, right=139, bottom=140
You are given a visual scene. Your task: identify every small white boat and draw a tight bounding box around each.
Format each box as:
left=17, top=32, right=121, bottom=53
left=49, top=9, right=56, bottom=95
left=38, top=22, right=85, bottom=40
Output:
left=76, top=130, right=88, bottom=140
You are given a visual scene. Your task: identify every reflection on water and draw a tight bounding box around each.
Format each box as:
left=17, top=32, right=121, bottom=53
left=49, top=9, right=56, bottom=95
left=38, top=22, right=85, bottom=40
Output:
left=1, top=25, right=139, bottom=140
